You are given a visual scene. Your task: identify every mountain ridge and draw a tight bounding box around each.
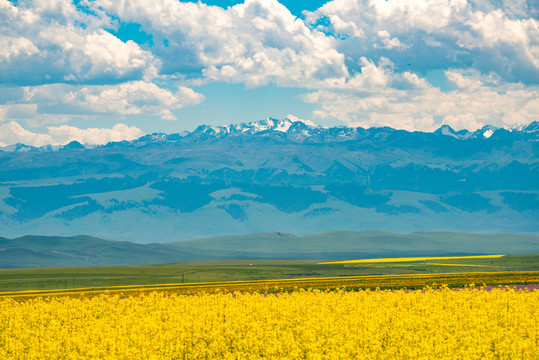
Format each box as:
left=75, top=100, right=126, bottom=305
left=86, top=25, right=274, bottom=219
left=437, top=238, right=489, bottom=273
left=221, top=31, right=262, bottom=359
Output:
left=0, top=118, right=537, bottom=241
left=2, top=118, right=538, bottom=151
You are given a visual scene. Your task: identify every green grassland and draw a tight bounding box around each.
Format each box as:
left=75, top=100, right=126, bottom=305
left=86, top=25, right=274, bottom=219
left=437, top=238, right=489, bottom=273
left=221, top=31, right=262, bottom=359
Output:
left=2, top=231, right=538, bottom=269
left=0, top=254, right=537, bottom=292
left=1, top=271, right=538, bottom=301
left=174, top=231, right=539, bottom=256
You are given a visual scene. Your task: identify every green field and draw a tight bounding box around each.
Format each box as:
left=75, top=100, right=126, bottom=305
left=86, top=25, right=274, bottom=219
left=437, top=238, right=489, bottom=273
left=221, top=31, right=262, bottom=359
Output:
left=1, top=271, right=538, bottom=301
left=2, top=231, right=538, bottom=269
left=0, top=254, right=537, bottom=293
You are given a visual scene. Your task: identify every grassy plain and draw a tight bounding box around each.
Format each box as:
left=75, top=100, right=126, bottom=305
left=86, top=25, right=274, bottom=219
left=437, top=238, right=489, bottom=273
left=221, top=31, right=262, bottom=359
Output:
left=0, top=254, right=537, bottom=294
left=0, top=271, right=538, bottom=301
left=3, top=231, right=538, bottom=268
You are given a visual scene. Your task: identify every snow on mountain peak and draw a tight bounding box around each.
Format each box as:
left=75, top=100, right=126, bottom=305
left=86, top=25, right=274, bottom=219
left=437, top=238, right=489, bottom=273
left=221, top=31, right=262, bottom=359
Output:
left=2, top=119, right=538, bottom=152
left=474, top=125, right=498, bottom=139
left=274, top=119, right=293, bottom=132
left=227, top=117, right=314, bottom=134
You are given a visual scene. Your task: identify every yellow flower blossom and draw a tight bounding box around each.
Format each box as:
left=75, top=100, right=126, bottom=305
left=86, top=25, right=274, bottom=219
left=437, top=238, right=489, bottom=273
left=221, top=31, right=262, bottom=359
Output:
left=320, top=254, right=505, bottom=264
left=0, top=286, right=536, bottom=359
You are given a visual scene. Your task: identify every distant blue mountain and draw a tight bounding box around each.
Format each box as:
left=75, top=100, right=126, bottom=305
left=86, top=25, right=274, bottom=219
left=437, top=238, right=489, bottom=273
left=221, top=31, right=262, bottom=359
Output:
left=0, top=118, right=538, bottom=243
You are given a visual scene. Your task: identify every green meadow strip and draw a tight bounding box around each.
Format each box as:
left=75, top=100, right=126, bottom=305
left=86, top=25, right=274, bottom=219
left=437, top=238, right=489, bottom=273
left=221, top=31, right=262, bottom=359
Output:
left=1, top=271, right=537, bottom=300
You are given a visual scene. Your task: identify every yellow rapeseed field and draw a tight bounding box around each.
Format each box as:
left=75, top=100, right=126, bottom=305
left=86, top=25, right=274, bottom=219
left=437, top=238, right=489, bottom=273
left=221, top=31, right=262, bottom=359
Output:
left=0, top=286, right=537, bottom=359
left=320, top=254, right=505, bottom=264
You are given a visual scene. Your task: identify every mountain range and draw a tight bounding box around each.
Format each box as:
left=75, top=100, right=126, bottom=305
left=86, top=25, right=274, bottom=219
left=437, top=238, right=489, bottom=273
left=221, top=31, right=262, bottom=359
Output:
left=1, top=118, right=538, bottom=243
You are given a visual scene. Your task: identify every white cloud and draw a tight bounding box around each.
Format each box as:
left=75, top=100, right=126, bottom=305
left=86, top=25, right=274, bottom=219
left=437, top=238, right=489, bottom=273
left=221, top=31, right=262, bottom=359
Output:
left=0, top=103, right=71, bottom=128
left=0, top=35, right=39, bottom=60
left=0, top=82, right=204, bottom=124
left=0, top=121, right=53, bottom=147
left=305, top=0, right=539, bottom=84
left=290, top=0, right=539, bottom=131
left=91, top=0, right=348, bottom=87
left=0, top=121, right=143, bottom=147
left=48, top=82, right=205, bottom=119
left=0, top=0, right=157, bottom=85
left=342, top=57, right=394, bottom=89
left=285, top=114, right=316, bottom=127
left=1, top=0, right=536, bottom=134
left=376, top=30, right=408, bottom=50
left=468, top=0, right=537, bottom=20
left=303, top=67, right=539, bottom=131
left=46, top=123, right=144, bottom=145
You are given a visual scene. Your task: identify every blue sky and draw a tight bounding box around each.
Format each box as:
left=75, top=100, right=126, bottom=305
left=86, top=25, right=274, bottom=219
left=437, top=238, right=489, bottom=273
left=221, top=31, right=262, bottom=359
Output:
left=0, top=0, right=537, bottom=146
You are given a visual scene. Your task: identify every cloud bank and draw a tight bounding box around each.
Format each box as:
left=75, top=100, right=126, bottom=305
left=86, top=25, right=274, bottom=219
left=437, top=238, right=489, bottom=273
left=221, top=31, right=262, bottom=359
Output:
left=0, top=122, right=143, bottom=147
left=0, top=0, right=537, bottom=144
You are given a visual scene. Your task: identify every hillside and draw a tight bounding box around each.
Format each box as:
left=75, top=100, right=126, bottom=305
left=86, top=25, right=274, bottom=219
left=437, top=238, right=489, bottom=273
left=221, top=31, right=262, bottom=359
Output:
left=173, top=231, right=539, bottom=259
left=1, top=231, right=538, bottom=268
left=0, top=235, right=213, bottom=268
left=1, top=118, right=538, bottom=242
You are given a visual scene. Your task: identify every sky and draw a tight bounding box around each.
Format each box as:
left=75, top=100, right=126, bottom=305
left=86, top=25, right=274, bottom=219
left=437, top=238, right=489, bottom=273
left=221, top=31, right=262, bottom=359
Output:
left=0, top=0, right=537, bottom=146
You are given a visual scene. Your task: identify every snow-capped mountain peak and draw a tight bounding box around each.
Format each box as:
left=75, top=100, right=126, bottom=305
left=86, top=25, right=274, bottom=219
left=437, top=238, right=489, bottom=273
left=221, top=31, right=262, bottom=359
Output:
left=191, top=117, right=314, bottom=137
left=1, top=119, right=538, bottom=152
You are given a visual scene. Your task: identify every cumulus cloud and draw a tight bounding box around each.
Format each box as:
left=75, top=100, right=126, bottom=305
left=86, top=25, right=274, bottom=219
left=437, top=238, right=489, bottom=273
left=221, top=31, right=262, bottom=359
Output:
left=284, top=0, right=539, bottom=131
left=1, top=0, right=537, bottom=133
left=303, top=66, right=539, bottom=131
left=0, top=121, right=143, bottom=147
left=305, top=0, right=538, bottom=84
left=46, top=123, right=144, bottom=145
left=0, top=82, right=204, bottom=124
left=0, top=0, right=157, bottom=85
left=0, top=121, right=53, bottom=147
left=91, top=0, right=348, bottom=87
left=0, top=35, right=39, bottom=60
left=0, top=103, right=71, bottom=128
left=376, top=30, right=408, bottom=50
left=285, top=114, right=317, bottom=127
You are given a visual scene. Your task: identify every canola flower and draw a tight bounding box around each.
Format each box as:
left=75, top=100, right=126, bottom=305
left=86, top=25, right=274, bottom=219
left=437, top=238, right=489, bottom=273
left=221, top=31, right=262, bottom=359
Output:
left=418, top=263, right=489, bottom=267
left=320, top=254, right=505, bottom=264
left=2, top=271, right=536, bottom=298
left=0, top=286, right=537, bottom=359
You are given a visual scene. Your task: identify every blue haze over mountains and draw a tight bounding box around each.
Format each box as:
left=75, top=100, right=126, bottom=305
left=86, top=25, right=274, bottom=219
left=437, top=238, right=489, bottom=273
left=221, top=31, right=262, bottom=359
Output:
left=0, top=118, right=538, bottom=243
